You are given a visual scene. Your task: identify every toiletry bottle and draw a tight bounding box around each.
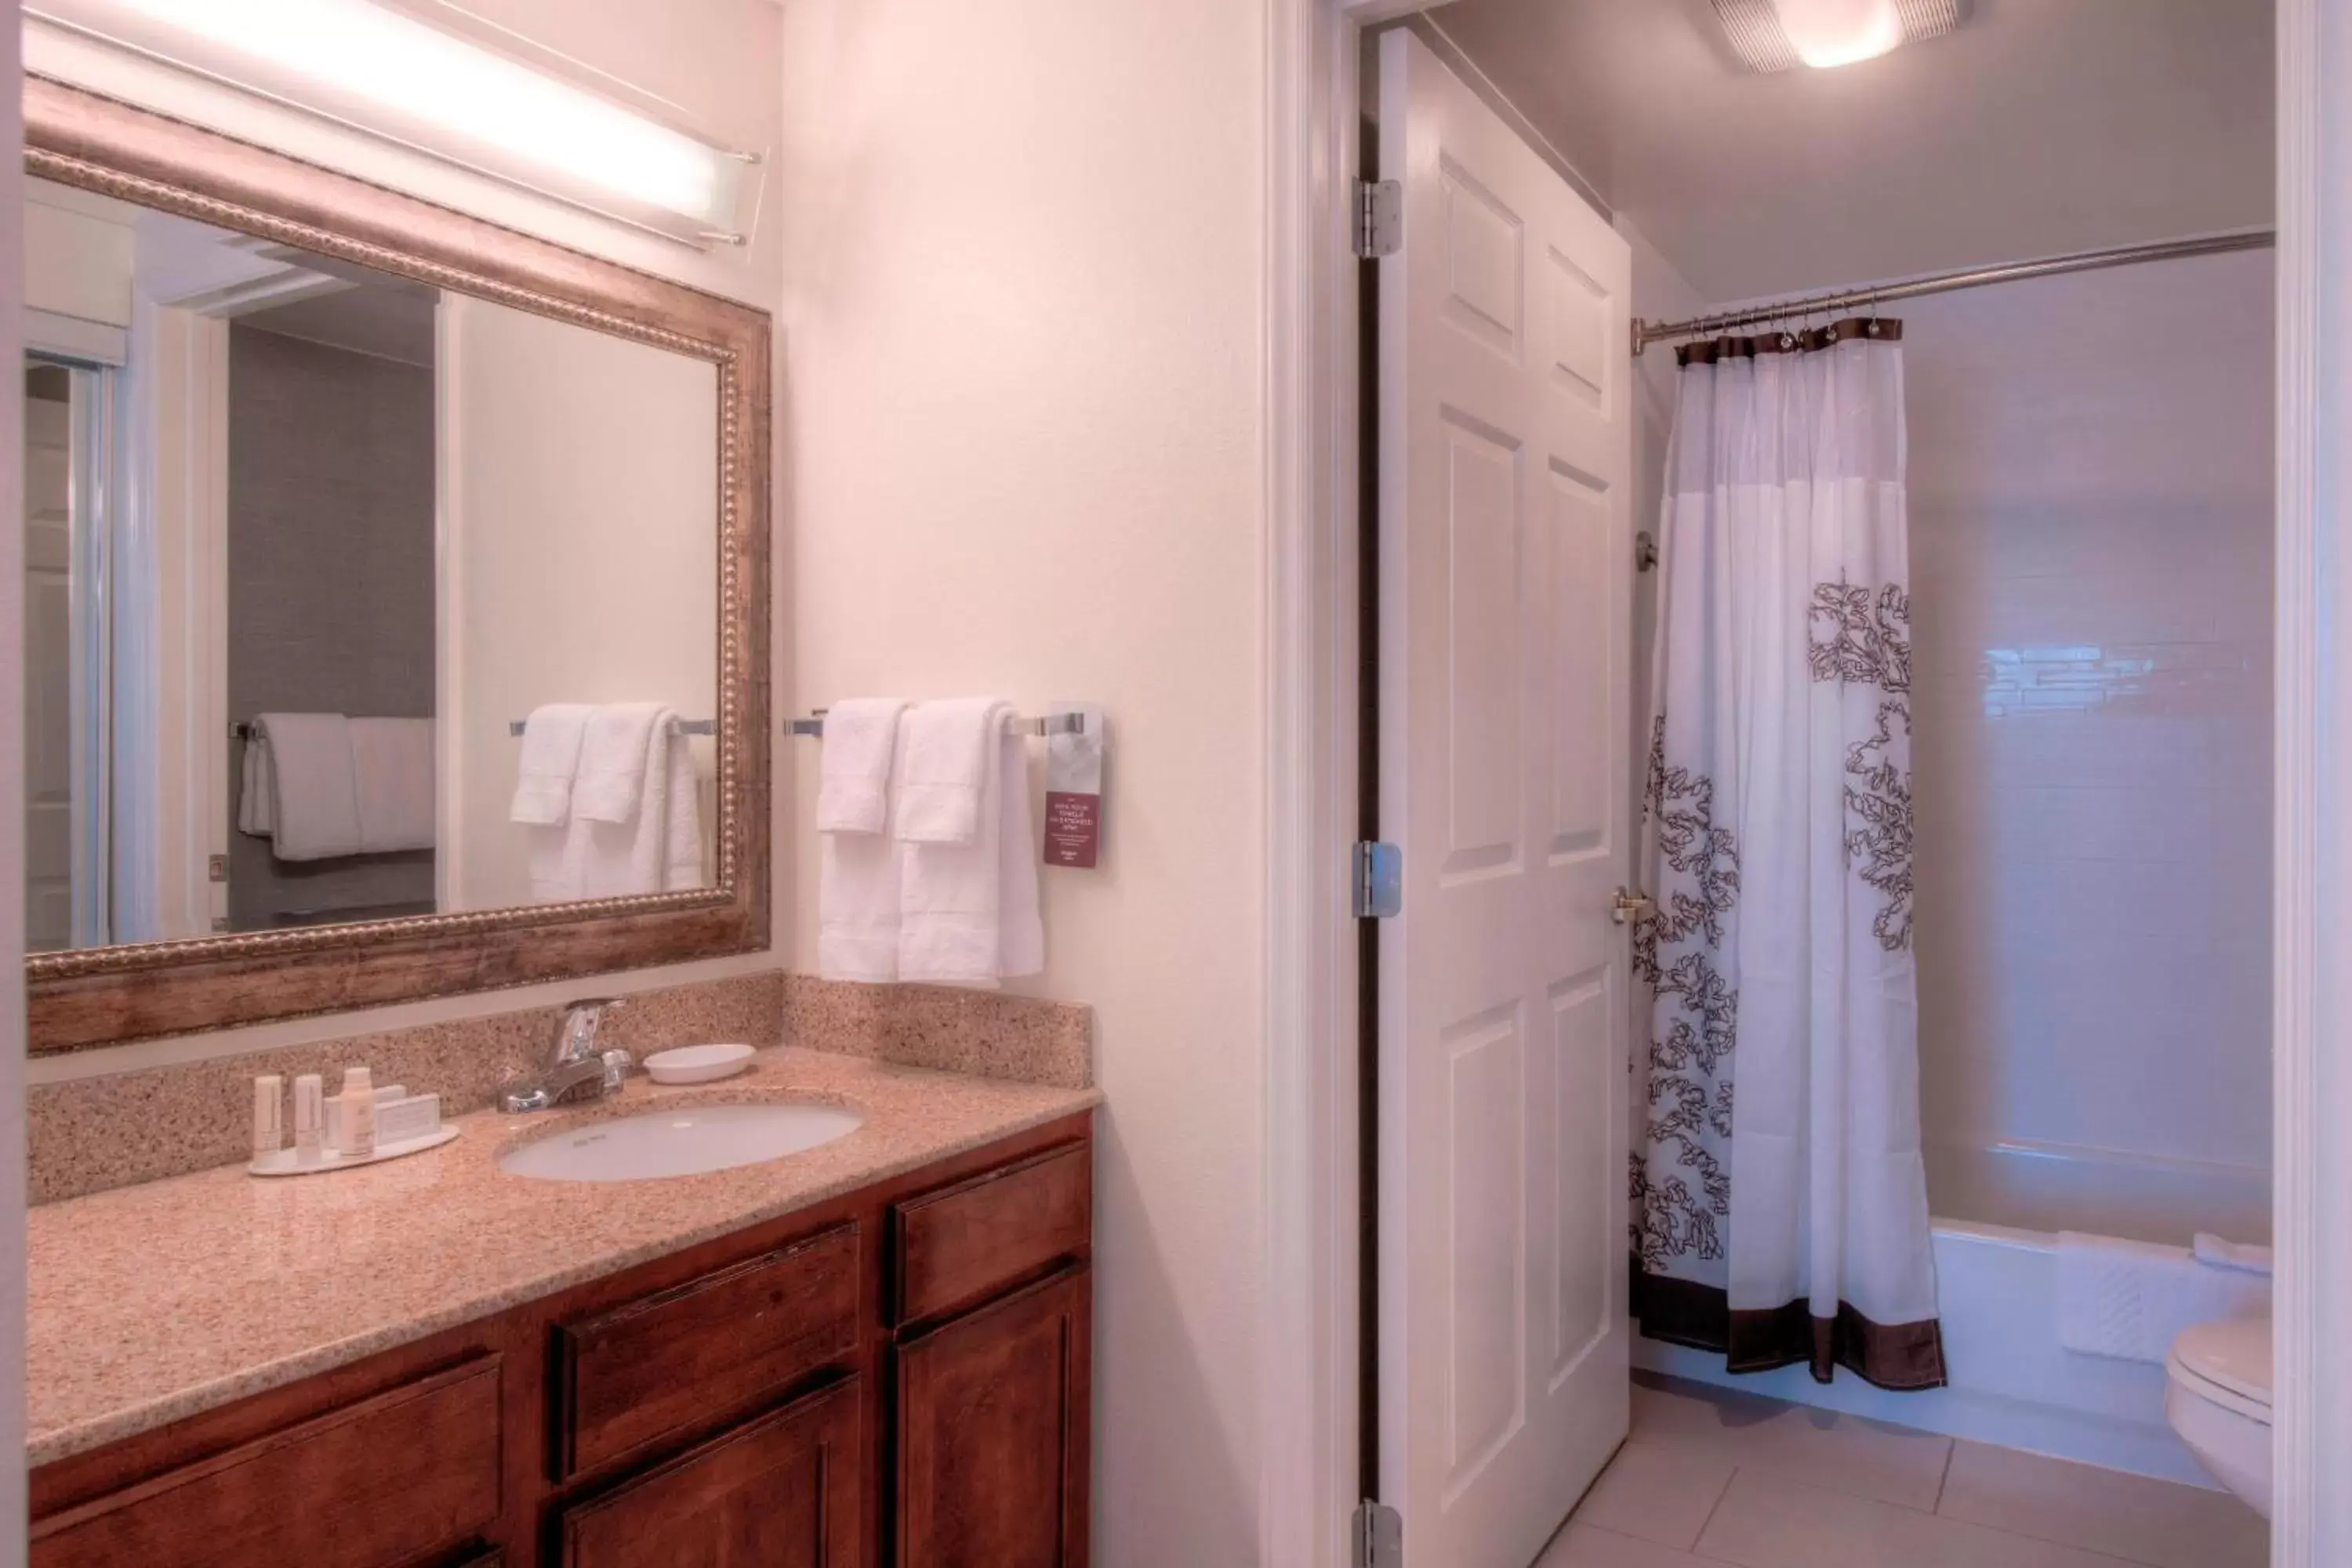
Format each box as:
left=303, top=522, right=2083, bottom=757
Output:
left=339, top=1066, right=376, bottom=1160
left=294, top=1075, right=325, bottom=1161
left=252, top=1075, right=285, bottom=1160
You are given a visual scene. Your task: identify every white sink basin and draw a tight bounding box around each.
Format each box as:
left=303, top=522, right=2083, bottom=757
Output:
left=497, top=1102, right=866, bottom=1182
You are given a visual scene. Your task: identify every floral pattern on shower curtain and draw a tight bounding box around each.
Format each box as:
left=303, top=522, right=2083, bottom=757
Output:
left=1630, top=319, right=1946, bottom=1390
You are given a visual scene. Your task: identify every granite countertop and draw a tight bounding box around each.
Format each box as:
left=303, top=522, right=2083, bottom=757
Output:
left=27, top=1047, right=1101, bottom=1468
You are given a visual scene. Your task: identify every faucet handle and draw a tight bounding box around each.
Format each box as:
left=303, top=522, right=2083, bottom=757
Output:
left=552, top=996, right=626, bottom=1065
left=600, top=1049, right=634, bottom=1093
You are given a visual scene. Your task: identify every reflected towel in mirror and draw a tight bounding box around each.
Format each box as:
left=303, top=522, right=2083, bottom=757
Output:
left=524, top=702, right=704, bottom=900
left=509, top=703, right=591, bottom=825
left=240, top=713, right=436, bottom=860
left=238, top=713, right=361, bottom=861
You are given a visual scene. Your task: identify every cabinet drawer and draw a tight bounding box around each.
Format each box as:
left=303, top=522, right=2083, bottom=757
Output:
left=31, top=1356, right=501, bottom=1568
left=559, top=1377, right=862, bottom=1568
left=891, top=1142, right=1091, bottom=1324
left=554, top=1221, right=858, bottom=1478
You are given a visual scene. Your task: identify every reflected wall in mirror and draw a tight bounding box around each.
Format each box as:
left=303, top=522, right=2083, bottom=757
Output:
left=21, top=176, right=720, bottom=951
left=23, top=78, right=769, bottom=1052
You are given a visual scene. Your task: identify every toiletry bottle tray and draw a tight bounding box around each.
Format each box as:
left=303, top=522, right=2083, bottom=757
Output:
left=249, top=1125, right=460, bottom=1177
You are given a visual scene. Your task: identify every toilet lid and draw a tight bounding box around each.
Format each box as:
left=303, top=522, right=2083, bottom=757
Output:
left=2170, top=1318, right=2273, bottom=1410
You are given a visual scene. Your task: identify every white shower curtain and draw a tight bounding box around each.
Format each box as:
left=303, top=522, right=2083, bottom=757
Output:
left=1631, top=318, right=1944, bottom=1388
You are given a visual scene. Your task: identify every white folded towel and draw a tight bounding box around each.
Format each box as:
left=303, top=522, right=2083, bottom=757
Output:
left=510, top=703, right=591, bottom=826
left=2193, top=1232, right=2275, bottom=1276
left=898, top=699, right=1044, bottom=987
left=350, top=717, right=434, bottom=853
left=818, top=706, right=910, bottom=983
left=240, top=713, right=362, bottom=862
left=895, top=696, right=1001, bottom=844
left=2056, top=1231, right=2270, bottom=1363
left=817, top=699, right=908, bottom=835
left=574, top=702, right=668, bottom=824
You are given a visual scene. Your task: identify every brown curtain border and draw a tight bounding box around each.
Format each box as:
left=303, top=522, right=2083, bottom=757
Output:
left=1675, top=314, right=1904, bottom=368
left=1631, top=1261, right=1948, bottom=1392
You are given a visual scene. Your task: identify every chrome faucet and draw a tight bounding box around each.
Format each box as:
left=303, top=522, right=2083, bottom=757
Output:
left=499, top=998, right=633, bottom=1112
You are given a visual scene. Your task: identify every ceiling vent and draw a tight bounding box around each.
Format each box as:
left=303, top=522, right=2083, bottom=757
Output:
left=1711, top=0, right=1969, bottom=72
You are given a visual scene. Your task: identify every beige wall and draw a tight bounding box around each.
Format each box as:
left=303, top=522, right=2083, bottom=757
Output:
left=439, top=295, right=720, bottom=910
left=28, top=0, right=787, bottom=1083
left=775, top=2, right=1269, bottom=1560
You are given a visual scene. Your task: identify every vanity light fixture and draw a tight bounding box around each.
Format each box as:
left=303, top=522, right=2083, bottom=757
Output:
left=25, top=0, right=756, bottom=245
left=1711, top=0, right=1968, bottom=72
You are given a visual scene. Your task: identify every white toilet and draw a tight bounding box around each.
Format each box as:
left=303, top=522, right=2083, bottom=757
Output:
left=2165, top=1316, right=2273, bottom=1516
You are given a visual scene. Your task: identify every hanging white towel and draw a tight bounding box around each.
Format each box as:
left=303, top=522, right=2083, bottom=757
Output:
left=818, top=699, right=908, bottom=834
left=654, top=714, right=706, bottom=892
left=510, top=703, right=591, bottom=826
left=241, top=714, right=362, bottom=861
left=534, top=705, right=704, bottom=900
left=898, top=699, right=1044, bottom=987
left=238, top=732, right=275, bottom=837
left=574, top=702, right=668, bottom=824
left=350, top=718, right=434, bottom=853
left=818, top=702, right=909, bottom=982
left=894, top=696, right=1000, bottom=844
left=2056, top=1232, right=2270, bottom=1363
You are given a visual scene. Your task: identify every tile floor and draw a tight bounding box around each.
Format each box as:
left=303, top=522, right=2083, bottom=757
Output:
left=1534, top=1374, right=2267, bottom=1568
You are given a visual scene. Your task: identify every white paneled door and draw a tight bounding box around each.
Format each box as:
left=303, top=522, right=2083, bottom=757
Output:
left=1375, top=28, right=1635, bottom=1568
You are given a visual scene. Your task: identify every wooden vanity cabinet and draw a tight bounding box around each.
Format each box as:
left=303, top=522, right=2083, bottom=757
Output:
left=29, top=1114, right=1093, bottom=1568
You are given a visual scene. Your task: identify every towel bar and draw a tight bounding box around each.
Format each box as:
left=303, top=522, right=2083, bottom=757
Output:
left=230, top=718, right=717, bottom=740
left=786, top=710, right=1086, bottom=739
left=505, top=717, right=715, bottom=738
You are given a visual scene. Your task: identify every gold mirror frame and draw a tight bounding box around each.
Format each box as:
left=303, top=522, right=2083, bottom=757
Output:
left=23, top=78, right=771, bottom=1053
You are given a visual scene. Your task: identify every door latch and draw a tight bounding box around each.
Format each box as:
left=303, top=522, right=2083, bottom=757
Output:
left=1611, top=886, right=1655, bottom=925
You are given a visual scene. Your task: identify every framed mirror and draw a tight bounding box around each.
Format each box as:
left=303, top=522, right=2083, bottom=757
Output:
left=22, top=78, right=771, bottom=1052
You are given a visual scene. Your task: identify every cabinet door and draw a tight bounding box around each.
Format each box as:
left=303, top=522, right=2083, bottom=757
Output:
left=896, top=1266, right=1089, bottom=1568
left=560, top=1378, right=862, bottom=1568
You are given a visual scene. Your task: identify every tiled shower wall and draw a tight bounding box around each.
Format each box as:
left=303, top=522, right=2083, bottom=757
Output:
left=1904, top=247, right=2274, bottom=1239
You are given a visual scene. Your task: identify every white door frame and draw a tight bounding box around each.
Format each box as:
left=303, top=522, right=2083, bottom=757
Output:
left=1265, top=2, right=2347, bottom=1566
left=1261, top=5, right=1430, bottom=1566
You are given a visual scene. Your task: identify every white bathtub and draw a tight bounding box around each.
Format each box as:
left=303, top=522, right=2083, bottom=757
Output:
left=1632, top=1142, right=2272, bottom=1487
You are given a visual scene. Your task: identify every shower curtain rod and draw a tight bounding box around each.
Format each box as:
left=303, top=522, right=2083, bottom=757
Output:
left=1630, top=228, right=2277, bottom=354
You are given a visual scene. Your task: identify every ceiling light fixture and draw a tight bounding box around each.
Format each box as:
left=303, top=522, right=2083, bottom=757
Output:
left=26, top=0, right=755, bottom=246
left=1711, top=0, right=1969, bottom=73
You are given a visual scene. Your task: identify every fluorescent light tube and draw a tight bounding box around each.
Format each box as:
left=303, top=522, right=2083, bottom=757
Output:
left=1771, top=0, right=1904, bottom=68
left=31, top=0, right=751, bottom=243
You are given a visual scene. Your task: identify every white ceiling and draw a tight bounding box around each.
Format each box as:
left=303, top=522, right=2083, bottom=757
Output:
left=1420, top=0, right=2274, bottom=303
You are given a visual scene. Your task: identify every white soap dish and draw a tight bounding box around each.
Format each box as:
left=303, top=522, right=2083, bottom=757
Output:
left=644, top=1043, right=757, bottom=1085
left=249, top=1124, right=460, bottom=1178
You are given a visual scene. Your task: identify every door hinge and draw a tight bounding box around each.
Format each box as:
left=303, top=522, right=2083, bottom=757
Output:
left=1352, top=1500, right=1403, bottom=1568
left=1352, top=840, right=1402, bottom=919
left=206, top=854, right=229, bottom=884
left=1355, top=180, right=1403, bottom=259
